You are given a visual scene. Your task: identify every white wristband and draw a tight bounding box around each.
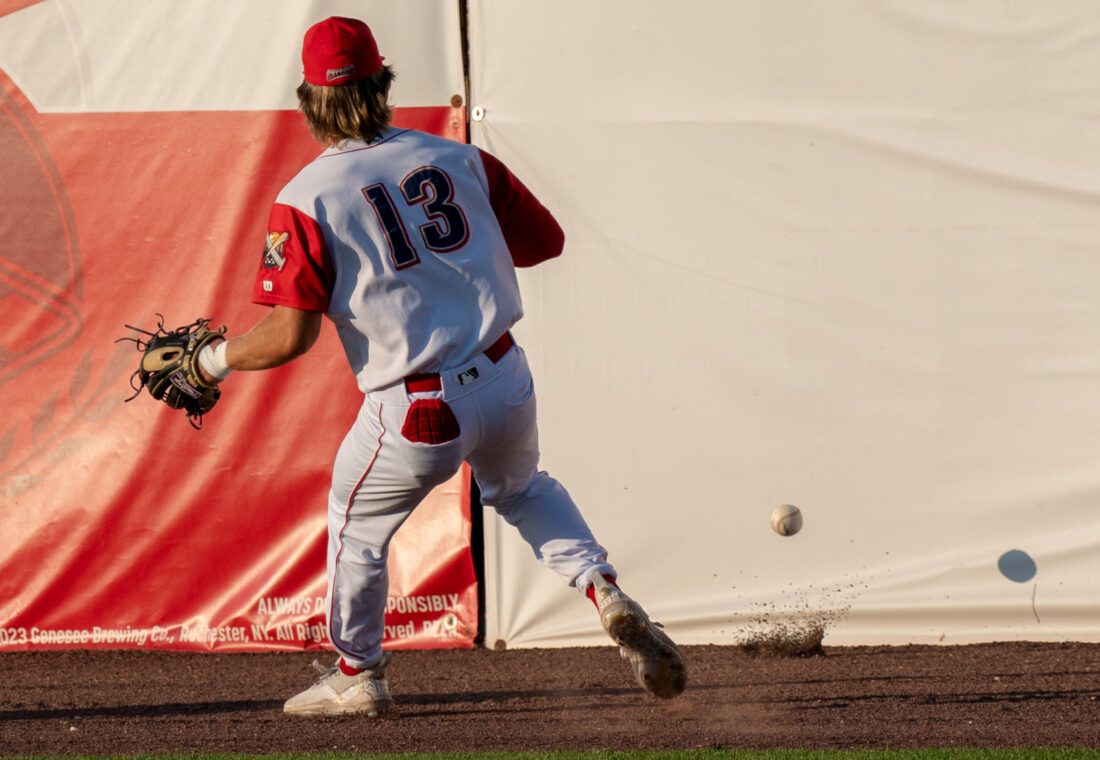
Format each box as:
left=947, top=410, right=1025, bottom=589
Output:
left=198, top=340, right=233, bottom=381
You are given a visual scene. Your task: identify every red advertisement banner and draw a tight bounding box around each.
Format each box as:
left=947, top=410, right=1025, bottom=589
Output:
left=0, top=70, right=476, bottom=652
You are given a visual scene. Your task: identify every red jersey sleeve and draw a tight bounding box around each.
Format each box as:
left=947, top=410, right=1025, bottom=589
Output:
left=477, top=149, right=565, bottom=268
left=252, top=203, right=334, bottom=312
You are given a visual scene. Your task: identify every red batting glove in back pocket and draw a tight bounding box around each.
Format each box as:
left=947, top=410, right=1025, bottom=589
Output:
left=401, top=399, right=461, bottom=444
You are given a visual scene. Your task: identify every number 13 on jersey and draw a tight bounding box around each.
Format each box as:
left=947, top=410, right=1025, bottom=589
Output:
left=362, top=165, right=470, bottom=270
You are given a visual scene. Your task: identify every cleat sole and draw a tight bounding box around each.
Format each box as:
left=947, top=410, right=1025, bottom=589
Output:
left=602, top=600, right=687, bottom=699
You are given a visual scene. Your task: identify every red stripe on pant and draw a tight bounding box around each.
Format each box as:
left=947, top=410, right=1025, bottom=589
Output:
left=327, top=402, right=386, bottom=666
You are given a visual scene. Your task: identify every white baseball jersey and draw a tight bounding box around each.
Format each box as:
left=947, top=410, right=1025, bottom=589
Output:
left=251, top=124, right=614, bottom=671
left=252, top=126, right=564, bottom=391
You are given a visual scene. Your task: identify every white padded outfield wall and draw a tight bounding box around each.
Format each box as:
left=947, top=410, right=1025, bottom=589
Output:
left=4, top=0, right=1100, bottom=654
left=471, top=1, right=1100, bottom=646
left=0, top=0, right=463, bottom=112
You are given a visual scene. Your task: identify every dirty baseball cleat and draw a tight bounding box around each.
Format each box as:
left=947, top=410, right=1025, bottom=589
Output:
left=590, top=574, right=687, bottom=699
left=283, top=653, right=393, bottom=716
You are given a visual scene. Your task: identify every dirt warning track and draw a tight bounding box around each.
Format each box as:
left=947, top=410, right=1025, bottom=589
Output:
left=1, top=643, right=1098, bottom=753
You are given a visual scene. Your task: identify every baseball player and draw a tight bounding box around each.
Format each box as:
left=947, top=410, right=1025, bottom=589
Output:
left=196, top=16, right=686, bottom=715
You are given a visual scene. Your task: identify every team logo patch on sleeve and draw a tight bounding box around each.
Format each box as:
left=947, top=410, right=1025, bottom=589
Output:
left=262, top=231, right=290, bottom=271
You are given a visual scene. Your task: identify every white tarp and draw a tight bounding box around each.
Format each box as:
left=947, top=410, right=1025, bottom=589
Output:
left=0, top=0, right=462, bottom=111
left=472, top=0, right=1100, bottom=646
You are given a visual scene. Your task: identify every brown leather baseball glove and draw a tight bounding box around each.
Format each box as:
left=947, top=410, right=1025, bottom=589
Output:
left=119, top=316, right=226, bottom=428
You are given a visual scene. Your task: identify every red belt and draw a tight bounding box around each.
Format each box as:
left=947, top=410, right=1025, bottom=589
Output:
left=404, top=332, right=515, bottom=393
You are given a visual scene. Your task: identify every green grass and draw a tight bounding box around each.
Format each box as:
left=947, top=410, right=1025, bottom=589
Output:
left=7, top=750, right=1099, bottom=760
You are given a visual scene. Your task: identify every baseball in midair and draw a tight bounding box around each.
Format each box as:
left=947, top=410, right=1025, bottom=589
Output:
left=770, top=504, right=803, bottom=536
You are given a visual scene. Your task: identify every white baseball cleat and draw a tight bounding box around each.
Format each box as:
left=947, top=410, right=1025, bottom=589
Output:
left=590, top=574, right=687, bottom=699
left=283, top=653, right=393, bottom=717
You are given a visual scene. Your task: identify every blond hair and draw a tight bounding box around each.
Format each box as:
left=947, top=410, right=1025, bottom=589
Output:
left=296, top=64, right=396, bottom=146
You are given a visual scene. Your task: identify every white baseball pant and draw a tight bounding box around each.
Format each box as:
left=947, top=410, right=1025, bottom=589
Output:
left=326, top=341, right=616, bottom=668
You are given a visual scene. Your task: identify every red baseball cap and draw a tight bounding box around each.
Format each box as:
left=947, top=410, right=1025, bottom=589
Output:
left=302, top=17, right=383, bottom=86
